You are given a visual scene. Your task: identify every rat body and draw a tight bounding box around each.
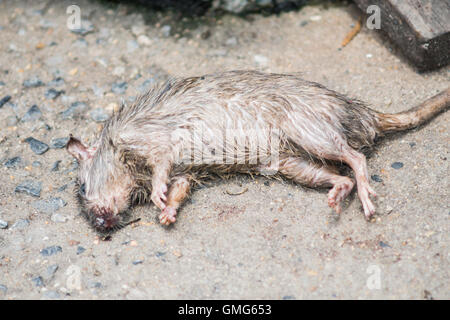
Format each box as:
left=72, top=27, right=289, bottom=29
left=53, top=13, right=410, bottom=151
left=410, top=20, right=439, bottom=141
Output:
left=67, top=70, right=449, bottom=232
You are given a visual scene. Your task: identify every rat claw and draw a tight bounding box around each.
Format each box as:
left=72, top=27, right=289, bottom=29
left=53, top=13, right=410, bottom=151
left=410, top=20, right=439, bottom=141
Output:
left=151, top=184, right=168, bottom=210
left=159, top=207, right=177, bottom=225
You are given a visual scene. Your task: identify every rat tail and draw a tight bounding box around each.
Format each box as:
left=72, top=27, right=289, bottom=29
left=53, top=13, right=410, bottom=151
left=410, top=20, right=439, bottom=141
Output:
left=375, top=88, right=449, bottom=133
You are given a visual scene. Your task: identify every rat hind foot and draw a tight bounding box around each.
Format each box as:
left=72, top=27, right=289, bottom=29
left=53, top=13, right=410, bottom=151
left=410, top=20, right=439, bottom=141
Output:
left=278, top=156, right=355, bottom=215
left=341, top=149, right=377, bottom=219
left=327, top=177, right=355, bottom=214
left=159, top=207, right=177, bottom=225
left=357, top=179, right=377, bottom=218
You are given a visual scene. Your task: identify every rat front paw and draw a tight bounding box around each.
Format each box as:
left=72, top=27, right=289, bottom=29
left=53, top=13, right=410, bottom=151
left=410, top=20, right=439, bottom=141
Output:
left=151, top=184, right=168, bottom=210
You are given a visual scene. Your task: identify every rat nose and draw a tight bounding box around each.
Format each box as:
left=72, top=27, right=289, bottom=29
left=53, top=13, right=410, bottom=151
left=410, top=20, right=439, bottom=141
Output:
left=92, top=207, right=119, bottom=231
left=95, top=216, right=105, bottom=228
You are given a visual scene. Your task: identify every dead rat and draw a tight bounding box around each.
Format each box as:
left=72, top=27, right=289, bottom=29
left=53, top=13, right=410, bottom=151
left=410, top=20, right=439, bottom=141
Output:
left=66, top=70, right=449, bottom=232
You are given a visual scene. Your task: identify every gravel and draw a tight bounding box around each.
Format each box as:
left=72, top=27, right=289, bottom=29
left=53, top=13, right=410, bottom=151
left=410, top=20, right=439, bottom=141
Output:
left=0, top=220, right=8, bottom=229
left=90, top=108, right=109, bottom=122
left=23, top=77, right=44, bottom=88
left=45, top=264, right=59, bottom=278
left=70, top=20, right=95, bottom=36
left=0, top=95, right=11, bottom=108
left=4, top=156, right=22, bottom=168
left=76, top=246, right=86, bottom=255
left=10, top=219, right=30, bottom=230
left=61, top=101, right=88, bottom=120
left=40, top=246, right=62, bottom=257
left=111, top=81, right=128, bottom=94
left=15, top=180, right=42, bottom=197
left=48, top=77, right=65, bottom=87
left=49, top=137, right=69, bottom=149
left=24, top=137, right=49, bottom=155
left=31, top=276, right=44, bottom=287
left=32, top=197, right=67, bottom=214
left=45, top=88, right=65, bottom=100
left=50, top=160, right=61, bottom=172
left=21, top=105, right=42, bottom=122
left=391, top=162, right=404, bottom=169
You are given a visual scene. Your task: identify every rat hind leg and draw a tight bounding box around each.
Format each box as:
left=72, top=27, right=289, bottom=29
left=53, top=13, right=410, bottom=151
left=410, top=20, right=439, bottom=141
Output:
left=339, top=148, right=377, bottom=218
left=276, top=156, right=355, bottom=214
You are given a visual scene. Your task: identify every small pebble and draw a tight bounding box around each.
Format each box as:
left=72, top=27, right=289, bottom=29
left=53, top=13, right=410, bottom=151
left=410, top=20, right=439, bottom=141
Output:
left=45, top=88, right=64, bottom=100
left=161, top=25, right=171, bottom=37
left=4, top=156, right=22, bottom=168
left=32, top=161, right=42, bottom=168
left=10, top=219, right=30, bottom=230
left=51, top=213, right=68, bottom=223
left=23, top=77, right=44, bottom=88
left=48, top=77, right=65, bottom=87
left=39, top=19, right=57, bottom=29
left=254, top=54, right=268, bottom=66
left=88, top=281, right=102, bottom=289
left=50, top=137, right=69, bottom=149
left=379, top=241, right=391, bottom=248
left=0, top=95, right=11, bottom=108
left=131, top=25, right=145, bottom=37
left=6, top=115, right=18, bottom=126
left=371, top=175, right=383, bottom=183
left=225, top=37, right=237, bottom=46
left=137, top=35, right=152, bottom=46
left=138, top=79, right=155, bottom=93
left=46, top=264, right=59, bottom=278
left=70, top=20, right=94, bottom=35
left=61, top=101, right=88, bottom=120
left=24, top=137, right=49, bottom=155
left=391, top=162, right=404, bottom=169
left=31, top=276, right=44, bottom=287
left=76, top=246, right=86, bottom=255
left=21, top=105, right=42, bottom=122
left=15, top=180, right=42, bottom=197
left=132, top=260, right=143, bottom=265
left=51, top=160, right=61, bottom=172
left=90, top=108, right=109, bottom=122
left=0, top=219, right=8, bottom=229
left=0, top=284, right=7, bottom=294
left=32, top=197, right=67, bottom=214
left=111, top=81, right=128, bottom=94
left=40, top=245, right=62, bottom=256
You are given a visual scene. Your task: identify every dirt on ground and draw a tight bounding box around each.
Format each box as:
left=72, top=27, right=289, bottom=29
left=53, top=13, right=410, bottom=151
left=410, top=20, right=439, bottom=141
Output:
left=0, top=0, right=448, bottom=299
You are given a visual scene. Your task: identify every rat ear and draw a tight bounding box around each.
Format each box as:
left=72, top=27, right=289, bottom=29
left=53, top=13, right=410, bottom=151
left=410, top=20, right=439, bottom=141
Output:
left=67, top=135, right=91, bottom=161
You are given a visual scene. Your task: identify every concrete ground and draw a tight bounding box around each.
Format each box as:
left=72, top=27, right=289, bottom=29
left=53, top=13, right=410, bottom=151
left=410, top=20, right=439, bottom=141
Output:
left=0, top=0, right=448, bottom=299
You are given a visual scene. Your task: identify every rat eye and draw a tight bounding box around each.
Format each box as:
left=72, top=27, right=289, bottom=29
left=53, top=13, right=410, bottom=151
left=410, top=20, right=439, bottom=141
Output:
left=80, top=183, right=86, bottom=195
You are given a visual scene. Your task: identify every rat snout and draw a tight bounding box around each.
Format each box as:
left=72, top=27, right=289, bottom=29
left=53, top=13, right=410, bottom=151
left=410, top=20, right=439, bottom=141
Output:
left=91, top=207, right=120, bottom=232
